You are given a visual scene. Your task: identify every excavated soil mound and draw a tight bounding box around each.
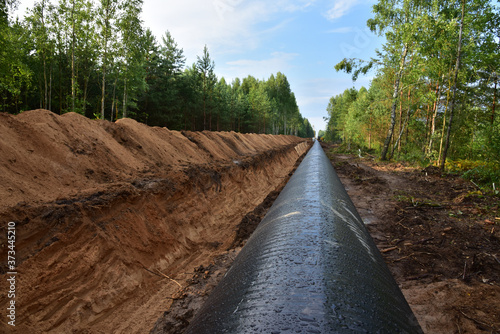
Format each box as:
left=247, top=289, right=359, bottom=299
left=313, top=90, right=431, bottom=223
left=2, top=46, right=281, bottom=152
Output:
left=0, top=109, right=306, bottom=210
left=0, top=110, right=310, bottom=333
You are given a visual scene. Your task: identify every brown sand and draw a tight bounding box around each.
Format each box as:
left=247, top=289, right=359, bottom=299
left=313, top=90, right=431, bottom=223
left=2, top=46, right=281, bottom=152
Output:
left=0, top=110, right=310, bottom=333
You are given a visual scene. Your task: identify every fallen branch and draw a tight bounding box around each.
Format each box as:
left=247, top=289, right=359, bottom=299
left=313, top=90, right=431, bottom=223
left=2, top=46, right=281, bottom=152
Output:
left=140, top=264, right=183, bottom=289
left=417, top=237, right=435, bottom=245
left=156, top=269, right=183, bottom=289
left=458, top=309, right=496, bottom=331
left=393, top=253, right=415, bottom=262
left=404, top=205, right=444, bottom=210
left=470, top=180, right=480, bottom=189
left=490, top=254, right=500, bottom=265
left=407, top=273, right=431, bottom=281
left=381, top=246, right=398, bottom=253
left=397, top=219, right=411, bottom=231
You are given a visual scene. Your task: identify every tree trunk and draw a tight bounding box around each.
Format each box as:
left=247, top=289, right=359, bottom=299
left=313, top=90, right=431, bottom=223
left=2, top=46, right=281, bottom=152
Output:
left=263, top=113, right=266, bottom=134
left=115, top=99, right=119, bottom=122
left=123, top=77, right=127, bottom=118
left=381, top=43, right=409, bottom=161
left=43, top=54, right=47, bottom=109
left=59, top=55, right=63, bottom=114
left=203, top=96, right=206, bottom=130
left=202, top=73, right=207, bottom=130
left=390, top=89, right=412, bottom=158
left=283, top=114, right=287, bottom=135
left=83, top=75, right=89, bottom=115
left=41, top=1, right=47, bottom=110
left=398, top=90, right=403, bottom=152
left=100, top=4, right=110, bottom=120
left=48, top=63, right=52, bottom=111
left=101, top=67, right=106, bottom=119
left=111, top=77, right=117, bottom=121
left=492, top=75, right=497, bottom=125
left=237, top=109, right=240, bottom=132
left=423, top=103, right=430, bottom=152
left=209, top=108, right=212, bottom=131
left=440, top=0, right=465, bottom=170
left=71, top=0, right=75, bottom=113
left=428, top=77, right=442, bottom=155
left=368, top=116, right=372, bottom=149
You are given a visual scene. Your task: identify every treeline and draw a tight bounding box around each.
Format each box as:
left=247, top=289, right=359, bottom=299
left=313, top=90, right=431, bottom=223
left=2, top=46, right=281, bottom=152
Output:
left=0, top=0, right=314, bottom=137
left=325, top=0, right=499, bottom=168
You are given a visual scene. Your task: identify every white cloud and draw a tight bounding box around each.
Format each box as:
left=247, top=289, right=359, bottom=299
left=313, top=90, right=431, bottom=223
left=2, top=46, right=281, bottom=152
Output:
left=222, top=52, right=299, bottom=81
left=307, top=116, right=328, bottom=133
left=325, top=27, right=354, bottom=34
left=293, top=77, right=337, bottom=132
left=324, top=0, right=360, bottom=20
left=13, top=0, right=35, bottom=18
left=143, top=0, right=314, bottom=64
left=143, top=0, right=256, bottom=61
left=283, top=0, right=316, bottom=12
left=299, top=96, right=332, bottom=106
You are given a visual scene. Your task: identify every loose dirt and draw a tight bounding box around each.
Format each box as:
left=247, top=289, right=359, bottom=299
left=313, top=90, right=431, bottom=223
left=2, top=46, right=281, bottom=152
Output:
left=0, top=110, right=311, bottom=333
left=322, top=142, right=500, bottom=334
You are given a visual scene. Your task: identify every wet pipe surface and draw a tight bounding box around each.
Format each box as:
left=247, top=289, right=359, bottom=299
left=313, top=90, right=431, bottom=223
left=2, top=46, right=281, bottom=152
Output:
left=185, top=141, right=423, bottom=334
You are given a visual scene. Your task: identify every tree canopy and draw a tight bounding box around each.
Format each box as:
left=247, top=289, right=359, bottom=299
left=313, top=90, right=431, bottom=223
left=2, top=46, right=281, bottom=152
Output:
left=0, top=0, right=314, bottom=138
left=329, top=0, right=499, bottom=176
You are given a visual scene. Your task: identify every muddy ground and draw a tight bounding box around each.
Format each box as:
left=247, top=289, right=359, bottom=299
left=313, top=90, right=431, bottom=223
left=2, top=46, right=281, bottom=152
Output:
left=321, top=142, right=500, bottom=334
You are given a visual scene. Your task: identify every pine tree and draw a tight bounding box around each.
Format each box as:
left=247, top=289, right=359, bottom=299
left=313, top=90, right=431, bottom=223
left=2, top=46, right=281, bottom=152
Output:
left=196, top=45, right=216, bottom=130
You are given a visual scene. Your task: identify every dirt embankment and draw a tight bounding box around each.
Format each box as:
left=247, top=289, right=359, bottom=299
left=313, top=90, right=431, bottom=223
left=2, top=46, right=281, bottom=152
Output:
left=322, top=143, right=500, bottom=334
left=0, top=110, right=311, bottom=333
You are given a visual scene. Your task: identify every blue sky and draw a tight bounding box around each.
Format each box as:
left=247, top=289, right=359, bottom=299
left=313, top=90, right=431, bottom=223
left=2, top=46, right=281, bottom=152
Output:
left=16, top=0, right=386, bottom=133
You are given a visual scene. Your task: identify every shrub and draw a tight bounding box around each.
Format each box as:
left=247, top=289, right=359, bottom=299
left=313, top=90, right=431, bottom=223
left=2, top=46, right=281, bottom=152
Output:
left=446, top=160, right=500, bottom=189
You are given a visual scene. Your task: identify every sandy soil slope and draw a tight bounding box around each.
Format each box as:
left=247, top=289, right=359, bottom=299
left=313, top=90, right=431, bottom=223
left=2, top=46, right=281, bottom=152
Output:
left=0, top=110, right=310, bottom=333
left=322, top=143, right=500, bottom=334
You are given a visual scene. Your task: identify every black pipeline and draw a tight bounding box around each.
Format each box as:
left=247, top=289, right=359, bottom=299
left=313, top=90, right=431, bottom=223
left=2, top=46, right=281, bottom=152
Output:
left=185, top=141, right=422, bottom=333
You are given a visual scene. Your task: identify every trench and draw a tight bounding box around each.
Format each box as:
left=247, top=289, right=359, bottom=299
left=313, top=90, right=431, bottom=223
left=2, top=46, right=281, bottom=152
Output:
left=184, top=141, right=423, bottom=333
left=0, top=138, right=311, bottom=334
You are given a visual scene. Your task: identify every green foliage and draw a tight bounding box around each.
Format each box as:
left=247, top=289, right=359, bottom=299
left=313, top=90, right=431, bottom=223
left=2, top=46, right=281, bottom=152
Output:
left=0, top=18, right=32, bottom=112
left=446, top=160, right=500, bottom=188
left=317, top=129, right=325, bottom=140
left=330, top=0, right=499, bottom=173
left=485, top=119, right=500, bottom=163
left=324, top=87, right=358, bottom=143
left=334, top=58, right=377, bottom=82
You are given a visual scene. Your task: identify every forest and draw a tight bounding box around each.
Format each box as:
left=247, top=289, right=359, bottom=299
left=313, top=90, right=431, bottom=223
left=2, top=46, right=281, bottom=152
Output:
left=322, top=0, right=499, bottom=187
left=0, top=0, right=315, bottom=137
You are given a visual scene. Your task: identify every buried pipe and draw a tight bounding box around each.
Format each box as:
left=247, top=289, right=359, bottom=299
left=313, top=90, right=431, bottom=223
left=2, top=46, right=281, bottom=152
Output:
left=185, top=141, right=423, bottom=334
